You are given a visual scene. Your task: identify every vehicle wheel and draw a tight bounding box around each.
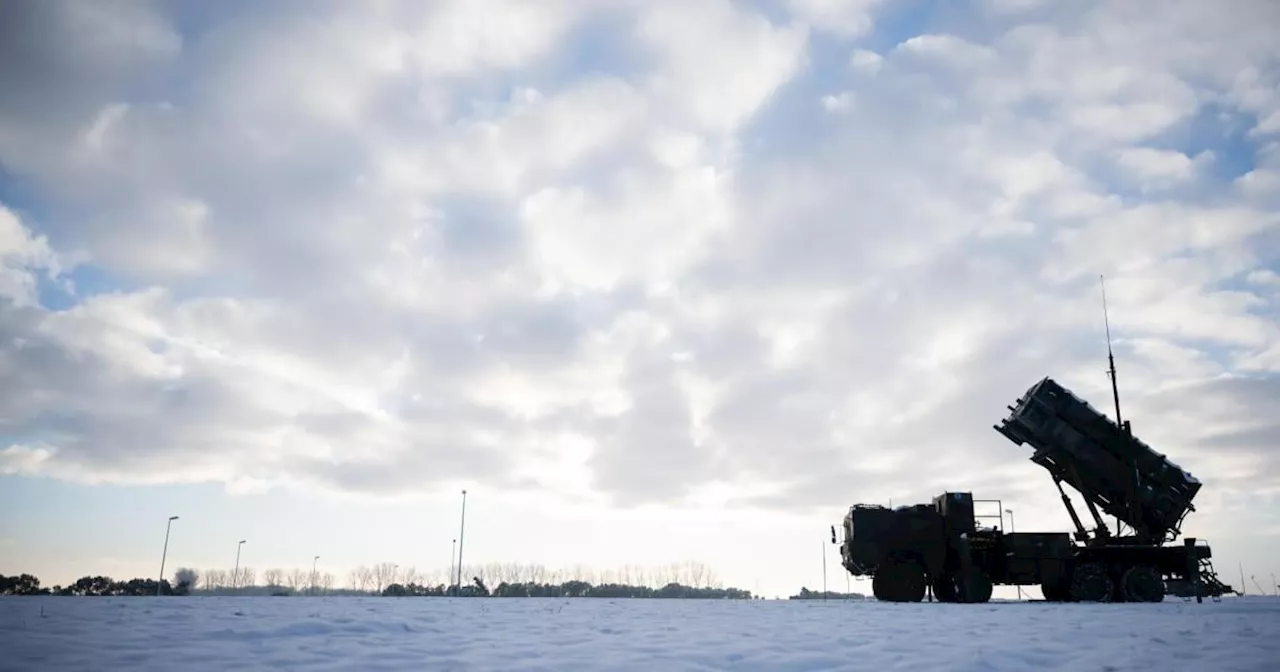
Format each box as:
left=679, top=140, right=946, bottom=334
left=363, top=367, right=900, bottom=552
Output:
left=1121, top=565, right=1165, bottom=603
left=1040, top=580, right=1070, bottom=602
left=932, top=574, right=958, bottom=603
left=1070, top=563, right=1114, bottom=602
left=954, top=567, right=993, bottom=603
left=872, top=558, right=926, bottom=602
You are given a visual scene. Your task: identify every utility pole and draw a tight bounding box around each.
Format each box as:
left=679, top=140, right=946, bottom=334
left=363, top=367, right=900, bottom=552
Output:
left=456, top=489, right=468, bottom=589
left=157, top=515, right=179, bottom=596
left=234, top=540, right=246, bottom=592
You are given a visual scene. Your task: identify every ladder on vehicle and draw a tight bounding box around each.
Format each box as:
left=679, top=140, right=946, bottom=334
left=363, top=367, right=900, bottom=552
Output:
left=1195, top=556, right=1232, bottom=602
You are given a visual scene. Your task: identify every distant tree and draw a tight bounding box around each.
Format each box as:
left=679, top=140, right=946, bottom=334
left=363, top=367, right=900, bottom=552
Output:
left=689, top=561, right=706, bottom=588
left=287, top=568, right=308, bottom=592
left=204, top=569, right=226, bottom=590
left=371, top=562, right=397, bottom=592
left=0, top=574, right=45, bottom=595
left=173, top=568, right=199, bottom=593
left=357, top=565, right=374, bottom=592
left=263, top=568, right=285, bottom=589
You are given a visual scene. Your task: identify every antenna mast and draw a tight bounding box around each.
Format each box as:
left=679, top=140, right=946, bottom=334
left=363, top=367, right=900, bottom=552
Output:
left=1101, top=275, right=1124, bottom=433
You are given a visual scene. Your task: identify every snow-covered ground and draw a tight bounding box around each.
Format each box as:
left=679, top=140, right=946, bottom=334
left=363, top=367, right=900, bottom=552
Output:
left=2, top=596, right=1278, bottom=671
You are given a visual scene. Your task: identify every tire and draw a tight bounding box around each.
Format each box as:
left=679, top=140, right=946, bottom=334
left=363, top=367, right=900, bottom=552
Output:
left=1070, top=562, right=1114, bottom=602
left=955, top=567, right=993, bottom=603
left=872, top=558, right=927, bottom=603
left=1121, top=565, right=1165, bottom=603
left=932, top=574, right=958, bottom=603
left=1040, top=580, right=1071, bottom=602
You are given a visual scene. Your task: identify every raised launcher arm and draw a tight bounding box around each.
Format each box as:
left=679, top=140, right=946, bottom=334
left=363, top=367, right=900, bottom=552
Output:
left=994, top=377, right=1201, bottom=546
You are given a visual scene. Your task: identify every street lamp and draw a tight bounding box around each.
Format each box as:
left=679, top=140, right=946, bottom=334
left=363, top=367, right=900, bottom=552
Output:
left=312, top=555, right=320, bottom=595
left=821, top=538, right=828, bottom=601
left=234, top=540, right=246, bottom=592
left=456, top=489, right=467, bottom=589
left=157, top=515, right=179, bottom=596
left=1005, top=509, right=1023, bottom=600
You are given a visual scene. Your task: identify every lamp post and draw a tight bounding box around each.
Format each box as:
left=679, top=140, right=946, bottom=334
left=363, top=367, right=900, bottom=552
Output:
left=157, top=515, right=179, bottom=596
left=312, top=555, right=320, bottom=595
left=821, top=538, right=828, bottom=601
left=234, top=540, right=246, bottom=592
left=1005, top=509, right=1023, bottom=600
left=456, top=489, right=467, bottom=588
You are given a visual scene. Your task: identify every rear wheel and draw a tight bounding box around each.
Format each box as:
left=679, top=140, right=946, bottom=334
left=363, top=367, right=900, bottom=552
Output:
left=1070, top=562, right=1114, bottom=602
left=872, top=558, right=927, bottom=603
left=1121, top=564, right=1165, bottom=603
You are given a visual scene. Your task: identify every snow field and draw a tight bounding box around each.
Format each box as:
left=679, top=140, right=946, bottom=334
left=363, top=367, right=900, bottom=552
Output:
left=2, top=596, right=1278, bottom=671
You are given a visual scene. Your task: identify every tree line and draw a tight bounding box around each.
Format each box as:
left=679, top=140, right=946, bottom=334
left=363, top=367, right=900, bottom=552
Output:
left=1, top=573, right=185, bottom=597
left=1, top=560, right=760, bottom=599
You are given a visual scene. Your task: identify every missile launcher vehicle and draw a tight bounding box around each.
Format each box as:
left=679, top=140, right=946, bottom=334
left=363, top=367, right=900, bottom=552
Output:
left=833, top=375, right=1235, bottom=603
left=833, top=281, right=1237, bottom=603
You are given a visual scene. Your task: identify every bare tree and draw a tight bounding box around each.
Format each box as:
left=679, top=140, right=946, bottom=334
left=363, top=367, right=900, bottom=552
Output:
left=320, top=572, right=335, bottom=593
left=204, top=569, right=226, bottom=590
left=689, top=561, right=706, bottom=589
left=287, top=568, right=308, bottom=592
left=370, top=562, right=397, bottom=592
left=264, top=568, right=285, bottom=589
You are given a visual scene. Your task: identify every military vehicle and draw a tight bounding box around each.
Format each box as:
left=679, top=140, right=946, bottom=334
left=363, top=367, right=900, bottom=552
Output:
left=832, top=374, right=1235, bottom=603
left=833, top=284, right=1235, bottom=603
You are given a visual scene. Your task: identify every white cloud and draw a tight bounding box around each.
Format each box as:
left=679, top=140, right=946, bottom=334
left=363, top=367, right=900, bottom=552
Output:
left=787, top=0, right=882, bottom=37
left=1113, top=147, right=1212, bottom=192
left=0, top=0, right=1278, bottom=580
left=981, top=0, right=1048, bottom=13
left=820, top=92, right=854, bottom=113
left=633, top=0, right=810, bottom=138
left=849, top=49, right=883, bottom=74
left=895, top=34, right=998, bottom=69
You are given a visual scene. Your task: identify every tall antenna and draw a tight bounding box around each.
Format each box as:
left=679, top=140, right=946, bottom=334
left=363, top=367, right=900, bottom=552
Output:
left=1101, top=275, right=1124, bottom=432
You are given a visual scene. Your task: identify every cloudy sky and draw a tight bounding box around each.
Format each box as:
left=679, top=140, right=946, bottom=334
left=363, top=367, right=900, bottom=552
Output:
left=1, top=0, right=1278, bottom=598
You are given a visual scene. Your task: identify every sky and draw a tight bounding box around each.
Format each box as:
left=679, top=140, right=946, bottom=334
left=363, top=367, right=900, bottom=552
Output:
left=0, top=0, right=1278, bottom=600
